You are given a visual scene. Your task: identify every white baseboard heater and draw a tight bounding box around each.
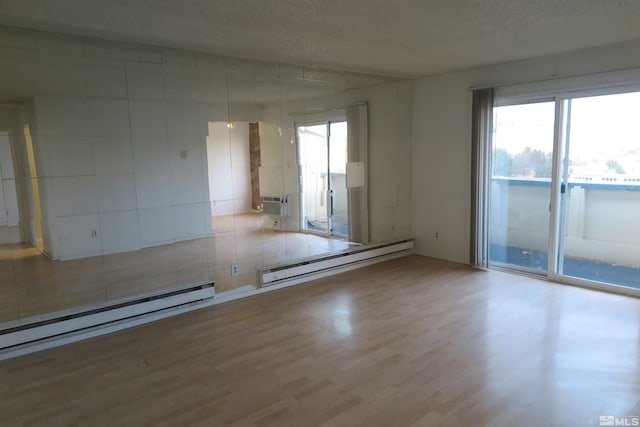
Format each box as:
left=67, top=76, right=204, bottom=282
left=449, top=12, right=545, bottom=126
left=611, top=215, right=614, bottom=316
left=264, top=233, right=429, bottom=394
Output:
left=0, top=282, right=215, bottom=358
left=259, top=239, right=414, bottom=287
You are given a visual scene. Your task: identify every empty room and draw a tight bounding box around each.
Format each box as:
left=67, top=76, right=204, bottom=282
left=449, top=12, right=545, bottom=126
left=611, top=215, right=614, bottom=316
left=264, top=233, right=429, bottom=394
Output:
left=0, top=1, right=639, bottom=426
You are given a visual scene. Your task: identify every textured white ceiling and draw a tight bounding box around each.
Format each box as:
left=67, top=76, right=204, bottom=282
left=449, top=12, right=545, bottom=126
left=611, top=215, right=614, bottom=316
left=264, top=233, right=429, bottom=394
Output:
left=1, top=0, right=640, bottom=78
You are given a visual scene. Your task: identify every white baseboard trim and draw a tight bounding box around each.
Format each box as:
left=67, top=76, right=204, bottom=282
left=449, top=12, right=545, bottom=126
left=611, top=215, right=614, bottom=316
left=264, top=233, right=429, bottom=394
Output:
left=212, top=248, right=413, bottom=304
left=0, top=297, right=220, bottom=361
left=0, top=283, right=215, bottom=361
left=0, top=242, right=413, bottom=361
left=259, top=239, right=414, bottom=286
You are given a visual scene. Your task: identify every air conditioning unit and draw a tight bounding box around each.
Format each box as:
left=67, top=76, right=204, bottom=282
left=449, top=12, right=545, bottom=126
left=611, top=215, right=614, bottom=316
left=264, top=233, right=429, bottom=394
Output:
left=261, top=196, right=285, bottom=216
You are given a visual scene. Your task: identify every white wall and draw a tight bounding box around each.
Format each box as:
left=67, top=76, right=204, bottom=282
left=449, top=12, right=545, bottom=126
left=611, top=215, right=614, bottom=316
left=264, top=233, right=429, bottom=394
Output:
left=259, top=80, right=413, bottom=242
left=413, top=38, right=640, bottom=264
left=206, top=122, right=251, bottom=216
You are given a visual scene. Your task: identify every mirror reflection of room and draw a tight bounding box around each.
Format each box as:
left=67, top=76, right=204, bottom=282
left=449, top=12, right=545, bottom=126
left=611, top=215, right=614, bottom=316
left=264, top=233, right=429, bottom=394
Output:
left=206, top=120, right=351, bottom=264
left=0, top=26, right=413, bottom=327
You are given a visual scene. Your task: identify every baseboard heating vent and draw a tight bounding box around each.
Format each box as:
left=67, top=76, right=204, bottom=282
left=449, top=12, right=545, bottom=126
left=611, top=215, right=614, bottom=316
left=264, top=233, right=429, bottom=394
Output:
left=0, top=282, right=215, bottom=353
left=259, top=239, right=413, bottom=287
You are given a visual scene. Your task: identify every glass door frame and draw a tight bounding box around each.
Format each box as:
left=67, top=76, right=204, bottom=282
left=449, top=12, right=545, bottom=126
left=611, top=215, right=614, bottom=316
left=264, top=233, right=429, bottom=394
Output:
left=547, top=96, right=566, bottom=282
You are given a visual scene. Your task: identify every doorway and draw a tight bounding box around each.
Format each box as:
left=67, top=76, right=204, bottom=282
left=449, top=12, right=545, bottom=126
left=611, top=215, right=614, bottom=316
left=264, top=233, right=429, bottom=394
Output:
left=297, top=121, right=348, bottom=238
left=206, top=121, right=262, bottom=234
left=0, top=130, right=20, bottom=244
left=0, top=105, right=44, bottom=250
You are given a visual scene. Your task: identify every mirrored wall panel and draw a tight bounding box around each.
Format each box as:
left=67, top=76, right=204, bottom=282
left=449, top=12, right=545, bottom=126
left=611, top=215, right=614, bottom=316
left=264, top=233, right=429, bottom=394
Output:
left=0, top=25, right=413, bottom=324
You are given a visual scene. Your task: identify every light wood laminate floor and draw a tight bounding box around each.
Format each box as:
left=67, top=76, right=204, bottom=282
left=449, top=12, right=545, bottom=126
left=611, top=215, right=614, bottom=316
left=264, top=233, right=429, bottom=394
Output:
left=1, top=255, right=639, bottom=426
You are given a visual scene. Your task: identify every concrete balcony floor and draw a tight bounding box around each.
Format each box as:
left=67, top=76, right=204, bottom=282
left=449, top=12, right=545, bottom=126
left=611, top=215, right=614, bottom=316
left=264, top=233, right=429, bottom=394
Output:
left=491, top=244, right=640, bottom=290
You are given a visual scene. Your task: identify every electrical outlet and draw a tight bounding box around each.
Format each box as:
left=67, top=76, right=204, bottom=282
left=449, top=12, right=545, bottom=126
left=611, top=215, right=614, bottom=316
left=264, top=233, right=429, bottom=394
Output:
left=230, top=263, right=239, bottom=277
left=91, top=229, right=98, bottom=238
left=434, top=232, right=439, bottom=239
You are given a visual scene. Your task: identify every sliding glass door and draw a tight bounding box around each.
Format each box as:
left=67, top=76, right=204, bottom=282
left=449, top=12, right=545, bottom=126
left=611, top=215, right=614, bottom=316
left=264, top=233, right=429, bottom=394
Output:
left=297, top=121, right=349, bottom=238
left=490, top=101, right=555, bottom=272
left=555, top=92, right=640, bottom=289
left=298, top=123, right=329, bottom=234
left=487, top=89, right=640, bottom=292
